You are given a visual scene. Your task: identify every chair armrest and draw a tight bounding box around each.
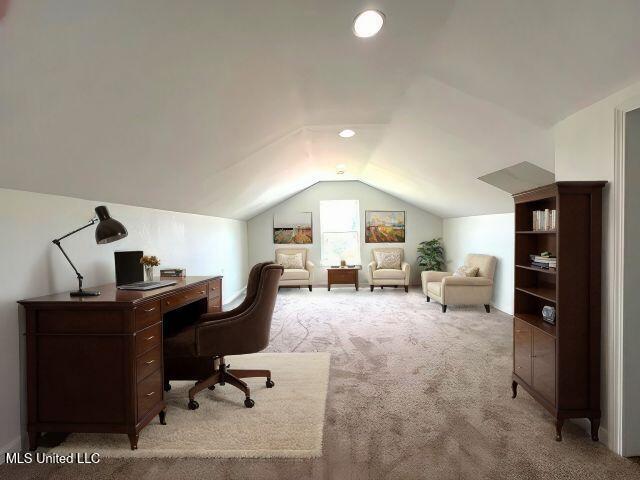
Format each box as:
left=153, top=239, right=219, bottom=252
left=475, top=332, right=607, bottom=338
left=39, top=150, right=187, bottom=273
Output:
left=421, top=271, right=451, bottom=283
left=368, top=261, right=377, bottom=283
left=306, top=260, right=314, bottom=282
left=442, top=276, right=493, bottom=286
left=401, top=262, right=411, bottom=284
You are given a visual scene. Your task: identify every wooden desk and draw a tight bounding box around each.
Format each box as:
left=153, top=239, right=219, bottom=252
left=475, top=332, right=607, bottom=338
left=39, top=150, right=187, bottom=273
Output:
left=19, top=276, right=222, bottom=451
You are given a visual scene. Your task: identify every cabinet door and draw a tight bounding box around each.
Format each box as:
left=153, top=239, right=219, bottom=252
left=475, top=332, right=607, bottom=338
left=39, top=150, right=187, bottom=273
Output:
left=532, top=330, right=556, bottom=406
left=513, top=318, right=532, bottom=384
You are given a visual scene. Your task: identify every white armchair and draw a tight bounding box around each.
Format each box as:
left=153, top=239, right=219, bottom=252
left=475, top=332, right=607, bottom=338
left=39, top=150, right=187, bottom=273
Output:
left=421, top=254, right=497, bottom=312
left=367, top=248, right=411, bottom=292
left=275, top=248, right=314, bottom=291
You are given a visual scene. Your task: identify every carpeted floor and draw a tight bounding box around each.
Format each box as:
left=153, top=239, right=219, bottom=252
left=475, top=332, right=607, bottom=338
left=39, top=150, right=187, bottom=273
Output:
left=2, top=288, right=639, bottom=479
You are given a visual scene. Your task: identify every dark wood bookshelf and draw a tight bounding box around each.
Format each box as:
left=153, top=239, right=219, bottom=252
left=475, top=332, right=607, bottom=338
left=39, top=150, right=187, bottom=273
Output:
left=511, top=181, right=605, bottom=443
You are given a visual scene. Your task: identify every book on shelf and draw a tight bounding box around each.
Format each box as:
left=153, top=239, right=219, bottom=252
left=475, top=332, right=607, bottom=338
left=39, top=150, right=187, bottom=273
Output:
left=529, top=254, right=556, bottom=269
left=532, top=209, right=557, bottom=231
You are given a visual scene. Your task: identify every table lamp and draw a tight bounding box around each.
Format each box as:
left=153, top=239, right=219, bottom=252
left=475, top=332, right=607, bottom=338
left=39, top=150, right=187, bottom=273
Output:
left=52, top=205, right=128, bottom=296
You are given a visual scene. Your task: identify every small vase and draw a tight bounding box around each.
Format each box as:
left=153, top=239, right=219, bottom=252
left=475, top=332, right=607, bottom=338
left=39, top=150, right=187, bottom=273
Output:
left=144, top=266, right=154, bottom=282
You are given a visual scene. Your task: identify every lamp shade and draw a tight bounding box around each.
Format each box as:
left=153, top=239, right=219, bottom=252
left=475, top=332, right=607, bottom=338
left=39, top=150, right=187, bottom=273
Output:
left=94, top=206, right=128, bottom=244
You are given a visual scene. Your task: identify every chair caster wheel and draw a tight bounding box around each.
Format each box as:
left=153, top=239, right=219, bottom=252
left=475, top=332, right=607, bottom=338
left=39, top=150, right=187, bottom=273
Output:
left=208, top=385, right=216, bottom=391
left=244, top=398, right=255, bottom=408
left=266, top=378, right=275, bottom=388
left=188, top=399, right=199, bottom=410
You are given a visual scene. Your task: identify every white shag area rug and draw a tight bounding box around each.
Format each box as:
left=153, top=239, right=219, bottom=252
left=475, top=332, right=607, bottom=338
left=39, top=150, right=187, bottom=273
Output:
left=49, top=352, right=331, bottom=458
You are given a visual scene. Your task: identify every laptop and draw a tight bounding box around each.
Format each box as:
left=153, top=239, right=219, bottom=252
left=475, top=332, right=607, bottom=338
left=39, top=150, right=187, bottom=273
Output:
left=115, top=251, right=176, bottom=291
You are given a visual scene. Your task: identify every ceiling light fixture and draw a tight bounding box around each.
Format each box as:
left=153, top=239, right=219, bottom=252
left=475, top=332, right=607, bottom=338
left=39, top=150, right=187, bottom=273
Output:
left=353, top=10, right=385, bottom=38
left=336, top=164, right=346, bottom=175
left=339, top=129, right=356, bottom=138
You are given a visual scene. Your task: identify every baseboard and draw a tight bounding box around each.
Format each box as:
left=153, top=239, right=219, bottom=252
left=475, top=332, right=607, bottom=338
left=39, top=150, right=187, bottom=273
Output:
left=224, top=286, right=247, bottom=306
left=0, top=435, right=22, bottom=464
left=572, top=418, right=609, bottom=448
left=490, top=302, right=513, bottom=315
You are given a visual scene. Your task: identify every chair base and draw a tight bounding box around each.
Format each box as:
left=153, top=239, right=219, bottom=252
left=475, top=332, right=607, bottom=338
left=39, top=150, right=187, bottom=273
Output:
left=427, top=300, right=490, bottom=314
left=278, top=285, right=312, bottom=292
left=185, top=357, right=273, bottom=410
left=370, top=285, right=409, bottom=292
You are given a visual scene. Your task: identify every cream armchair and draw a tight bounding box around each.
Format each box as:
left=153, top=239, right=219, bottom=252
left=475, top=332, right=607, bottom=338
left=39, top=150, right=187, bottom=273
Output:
left=421, top=254, right=497, bottom=312
left=275, top=248, right=314, bottom=291
left=368, top=248, right=411, bottom=292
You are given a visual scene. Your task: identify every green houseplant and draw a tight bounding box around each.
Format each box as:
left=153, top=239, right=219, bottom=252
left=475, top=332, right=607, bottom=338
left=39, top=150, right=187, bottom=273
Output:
left=417, top=238, right=445, bottom=271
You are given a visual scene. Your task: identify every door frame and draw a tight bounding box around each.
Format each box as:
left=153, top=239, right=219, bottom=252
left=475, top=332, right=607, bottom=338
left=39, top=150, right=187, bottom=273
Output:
left=612, top=98, right=640, bottom=455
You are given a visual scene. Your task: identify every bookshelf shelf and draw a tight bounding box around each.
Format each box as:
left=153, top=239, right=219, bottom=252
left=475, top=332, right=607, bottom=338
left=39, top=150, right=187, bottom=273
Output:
left=516, top=264, right=557, bottom=275
left=515, top=313, right=556, bottom=337
left=515, top=286, right=556, bottom=303
left=512, top=181, right=605, bottom=442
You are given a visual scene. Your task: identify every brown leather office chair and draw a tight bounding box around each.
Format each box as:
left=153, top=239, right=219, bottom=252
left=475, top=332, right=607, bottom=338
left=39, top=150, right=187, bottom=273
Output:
left=163, top=262, right=283, bottom=409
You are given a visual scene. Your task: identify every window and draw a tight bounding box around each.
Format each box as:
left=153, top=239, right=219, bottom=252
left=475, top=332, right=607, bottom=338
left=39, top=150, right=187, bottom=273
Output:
left=320, top=200, right=361, bottom=266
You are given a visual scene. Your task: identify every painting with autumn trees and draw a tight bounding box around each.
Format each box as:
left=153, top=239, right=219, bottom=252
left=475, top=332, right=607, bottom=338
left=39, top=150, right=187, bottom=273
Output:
left=365, top=210, right=405, bottom=243
left=273, top=212, right=313, bottom=244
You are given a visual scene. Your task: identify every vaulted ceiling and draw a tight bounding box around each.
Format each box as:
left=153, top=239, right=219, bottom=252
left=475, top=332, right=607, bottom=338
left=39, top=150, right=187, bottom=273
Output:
left=1, top=1, right=640, bottom=219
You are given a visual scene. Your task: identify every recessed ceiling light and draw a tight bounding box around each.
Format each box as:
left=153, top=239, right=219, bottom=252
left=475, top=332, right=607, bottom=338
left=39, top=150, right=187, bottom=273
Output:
left=339, top=129, right=356, bottom=138
left=353, top=10, right=385, bottom=38
left=336, top=164, right=346, bottom=175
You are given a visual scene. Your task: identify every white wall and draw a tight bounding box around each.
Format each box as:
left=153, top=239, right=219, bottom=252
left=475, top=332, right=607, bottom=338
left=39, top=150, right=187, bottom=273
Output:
left=247, top=181, right=442, bottom=286
left=554, top=79, right=640, bottom=455
left=442, top=214, right=514, bottom=314
left=0, top=188, right=248, bottom=458
left=623, top=108, right=640, bottom=456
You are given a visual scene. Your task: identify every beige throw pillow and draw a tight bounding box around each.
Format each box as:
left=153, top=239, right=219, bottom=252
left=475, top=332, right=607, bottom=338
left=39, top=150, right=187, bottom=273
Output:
left=453, top=265, right=479, bottom=277
left=374, top=251, right=402, bottom=270
left=276, top=253, right=304, bottom=270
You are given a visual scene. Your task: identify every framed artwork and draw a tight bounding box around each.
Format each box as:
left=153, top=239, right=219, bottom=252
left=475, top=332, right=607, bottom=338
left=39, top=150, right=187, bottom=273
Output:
left=365, top=210, right=406, bottom=243
left=273, top=212, right=313, bottom=244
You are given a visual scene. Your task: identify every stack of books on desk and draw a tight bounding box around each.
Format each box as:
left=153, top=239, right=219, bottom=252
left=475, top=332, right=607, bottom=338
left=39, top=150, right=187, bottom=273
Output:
left=529, top=254, right=557, bottom=270
left=160, top=267, right=186, bottom=277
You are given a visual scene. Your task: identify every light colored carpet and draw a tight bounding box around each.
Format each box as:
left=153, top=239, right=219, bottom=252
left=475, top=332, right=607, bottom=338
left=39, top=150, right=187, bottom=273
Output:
left=3, top=288, right=640, bottom=479
left=49, top=352, right=330, bottom=458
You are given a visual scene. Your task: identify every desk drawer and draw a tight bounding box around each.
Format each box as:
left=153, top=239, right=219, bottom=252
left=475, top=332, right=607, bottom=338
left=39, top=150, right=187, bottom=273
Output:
left=135, top=323, right=161, bottom=356
left=162, top=285, right=207, bottom=312
left=136, top=345, right=161, bottom=382
left=137, top=369, right=162, bottom=421
left=208, top=278, right=222, bottom=297
left=134, top=301, right=161, bottom=331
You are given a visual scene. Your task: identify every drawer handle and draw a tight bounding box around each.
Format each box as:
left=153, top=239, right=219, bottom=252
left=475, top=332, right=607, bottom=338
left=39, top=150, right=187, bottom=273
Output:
left=143, top=307, right=157, bottom=313
left=145, top=335, right=155, bottom=341
left=199, top=290, right=205, bottom=295
left=144, top=359, right=155, bottom=365
left=146, top=391, right=155, bottom=397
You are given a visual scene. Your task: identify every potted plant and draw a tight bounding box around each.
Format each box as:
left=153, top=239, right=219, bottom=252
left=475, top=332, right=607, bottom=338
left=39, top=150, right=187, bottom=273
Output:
left=417, top=238, right=445, bottom=271
left=140, top=255, right=161, bottom=281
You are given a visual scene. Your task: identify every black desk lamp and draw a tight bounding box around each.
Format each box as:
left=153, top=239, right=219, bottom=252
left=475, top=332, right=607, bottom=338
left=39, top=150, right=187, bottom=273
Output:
left=52, top=206, right=128, bottom=297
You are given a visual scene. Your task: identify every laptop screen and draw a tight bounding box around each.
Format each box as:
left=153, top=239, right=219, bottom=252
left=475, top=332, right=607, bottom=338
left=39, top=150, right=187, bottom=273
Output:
left=114, top=251, right=144, bottom=286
